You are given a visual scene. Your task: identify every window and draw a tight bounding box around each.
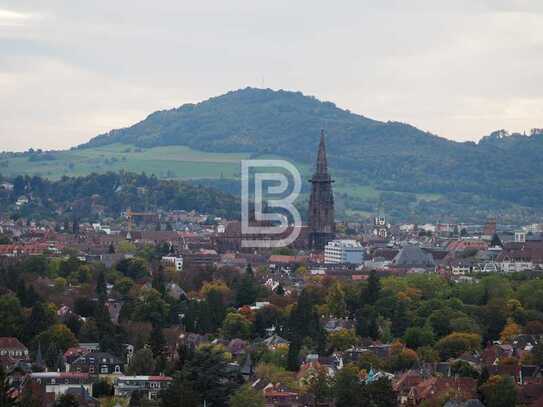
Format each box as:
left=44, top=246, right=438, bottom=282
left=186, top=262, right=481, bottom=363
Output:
left=100, top=366, right=108, bottom=374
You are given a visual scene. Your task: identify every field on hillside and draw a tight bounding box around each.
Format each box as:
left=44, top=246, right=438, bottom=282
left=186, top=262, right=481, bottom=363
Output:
left=1, top=144, right=506, bottom=222
left=0, top=144, right=248, bottom=180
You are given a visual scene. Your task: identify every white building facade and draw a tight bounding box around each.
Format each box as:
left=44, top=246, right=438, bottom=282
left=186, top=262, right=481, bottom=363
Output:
left=324, top=240, right=364, bottom=265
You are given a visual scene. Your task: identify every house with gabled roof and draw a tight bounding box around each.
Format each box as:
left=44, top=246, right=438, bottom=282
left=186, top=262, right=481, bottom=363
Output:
left=0, top=337, right=29, bottom=361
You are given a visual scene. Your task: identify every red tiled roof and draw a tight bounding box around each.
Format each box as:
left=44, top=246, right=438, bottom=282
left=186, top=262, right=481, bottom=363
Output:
left=264, top=389, right=299, bottom=398
left=0, top=243, right=64, bottom=255
left=447, top=240, right=488, bottom=252
left=268, top=255, right=307, bottom=264
left=148, top=376, right=173, bottom=382
left=415, top=377, right=477, bottom=401
left=498, top=241, right=543, bottom=263
left=0, top=337, right=27, bottom=350
left=393, top=371, right=424, bottom=392
left=64, top=347, right=88, bottom=359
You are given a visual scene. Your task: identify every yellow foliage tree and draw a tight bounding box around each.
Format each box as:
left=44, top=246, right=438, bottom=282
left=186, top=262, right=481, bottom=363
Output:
left=200, top=280, right=231, bottom=300
left=500, top=318, right=521, bottom=343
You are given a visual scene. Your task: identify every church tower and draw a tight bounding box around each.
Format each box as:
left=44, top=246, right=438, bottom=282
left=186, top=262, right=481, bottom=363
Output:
left=373, top=198, right=389, bottom=240
left=308, top=130, right=335, bottom=250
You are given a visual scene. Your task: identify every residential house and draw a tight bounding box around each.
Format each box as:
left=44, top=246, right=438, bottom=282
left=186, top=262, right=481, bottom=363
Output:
left=0, top=337, right=29, bottom=361
left=394, top=370, right=425, bottom=406
left=303, top=354, right=343, bottom=377
left=114, top=375, right=173, bottom=400
left=263, top=384, right=304, bottom=407
left=406, top=377, right=477, bottom=406
left=70, top=352, right=123, bottom=375
left=323, top=318, right=355, bottom=333
left=29, top=372, right=94, bottom=398
left=262, top=335, right=289, bottom=350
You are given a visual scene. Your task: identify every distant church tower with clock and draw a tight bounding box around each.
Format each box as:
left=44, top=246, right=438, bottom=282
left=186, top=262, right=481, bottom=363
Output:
left=372, top=199, right=390, bottom=240
left=308, top=131, right=335, bottom=250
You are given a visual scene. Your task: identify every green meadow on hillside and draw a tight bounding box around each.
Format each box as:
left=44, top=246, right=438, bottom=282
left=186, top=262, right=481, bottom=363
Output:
left=0, top=142, right=531, bottom=223
left=0, top=144, right=247, bottom=180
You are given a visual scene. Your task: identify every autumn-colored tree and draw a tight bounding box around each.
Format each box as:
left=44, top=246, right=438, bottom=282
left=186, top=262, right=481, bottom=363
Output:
left=388, top=347, right=418, bottom=372
left=499, top=318, right=521, bottom=343
left=200, top=280, right=231, bottom=302
left=33, top=324, right=77, bottom=352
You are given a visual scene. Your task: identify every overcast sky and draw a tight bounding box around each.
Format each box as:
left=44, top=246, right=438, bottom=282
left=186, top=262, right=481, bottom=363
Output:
left=1, top=0, right=542, bottom=151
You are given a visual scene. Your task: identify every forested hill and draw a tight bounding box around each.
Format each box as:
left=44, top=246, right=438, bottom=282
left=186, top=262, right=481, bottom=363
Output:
left=1, top=172, right=240, bottom=220
left=82, top=87, right=456, bottom=165
left=81, top=87, right=543, bottom=215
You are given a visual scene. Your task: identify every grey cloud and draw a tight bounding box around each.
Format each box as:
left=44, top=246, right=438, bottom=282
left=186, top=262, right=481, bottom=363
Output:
left=0, top=0, right=542, bottom=150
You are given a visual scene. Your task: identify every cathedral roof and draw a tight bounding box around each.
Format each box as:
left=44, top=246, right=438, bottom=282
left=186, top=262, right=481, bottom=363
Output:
left=392, top=246, right=435, bottom=268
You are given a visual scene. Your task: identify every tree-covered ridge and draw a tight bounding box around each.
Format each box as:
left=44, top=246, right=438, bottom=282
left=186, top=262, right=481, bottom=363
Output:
left=82, top=87, right=451, bottom=163
left=81, top=87, right=543, bottom=211
left=1, top=172, right=240, bottom=220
